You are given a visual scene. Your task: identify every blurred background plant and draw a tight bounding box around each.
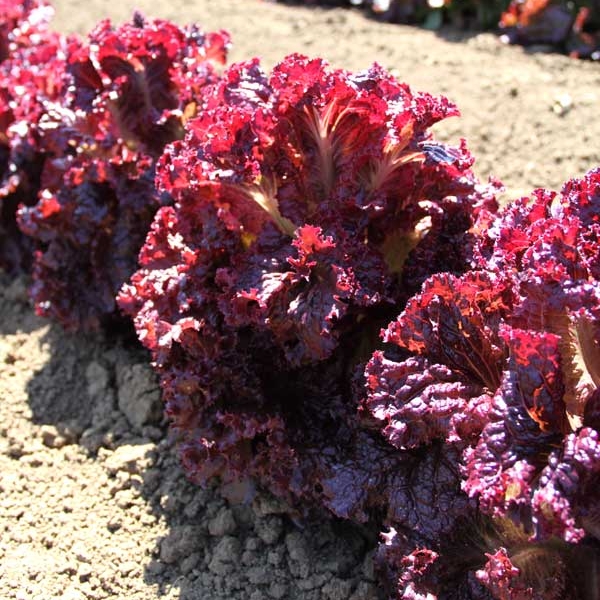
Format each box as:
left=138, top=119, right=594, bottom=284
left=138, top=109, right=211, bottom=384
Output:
left=265, top=0, right=600, bottom=59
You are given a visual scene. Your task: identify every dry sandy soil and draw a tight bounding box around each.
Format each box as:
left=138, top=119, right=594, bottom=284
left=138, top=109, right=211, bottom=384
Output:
left=1, top=1, right=600, bottom=599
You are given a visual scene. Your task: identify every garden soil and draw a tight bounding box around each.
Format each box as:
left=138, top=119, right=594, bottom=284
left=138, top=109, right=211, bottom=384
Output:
left=1, top=1, right=600, bottom=599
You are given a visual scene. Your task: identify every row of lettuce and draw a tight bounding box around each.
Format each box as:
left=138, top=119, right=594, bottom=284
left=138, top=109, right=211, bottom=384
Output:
left=2, top=1, right=599, bottom=599
left=265, top=0, right=600, bottom=59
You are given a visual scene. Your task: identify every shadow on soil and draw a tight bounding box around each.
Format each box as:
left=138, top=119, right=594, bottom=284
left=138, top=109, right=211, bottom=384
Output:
left=18, top=294, right=384, bottom=600
left=0, top=273, right=44, bottom=335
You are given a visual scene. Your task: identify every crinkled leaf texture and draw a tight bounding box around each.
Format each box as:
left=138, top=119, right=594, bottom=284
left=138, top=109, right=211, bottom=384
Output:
left=120, top=52, right=498, bottom=598
left=0, top=0, right=66, bottom=274
left=366, top=168, right=600, bottom=597
left=66, top=14, right=230, bottom=155
left=0, top=0, right=54, bottom=63
left=15, top=13, right=230, bottom=330
left=377, top=518, right=596, bottom=600
left=18, top=156, right=168, bottom=330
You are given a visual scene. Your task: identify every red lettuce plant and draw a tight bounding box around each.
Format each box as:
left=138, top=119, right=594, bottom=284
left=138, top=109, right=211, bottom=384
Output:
left=0, top=0, right=54, bottom=62
left=0, top=0, right=66, bottom=274
left=119, top=53, right=497, bottom=549
left=365, top=168, right=600, bottom=598
left=16, top=13, right=230, bottom=330
left=499, top=0, right=600, bottom=58
left=499, top=0, right=574, bottom=45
